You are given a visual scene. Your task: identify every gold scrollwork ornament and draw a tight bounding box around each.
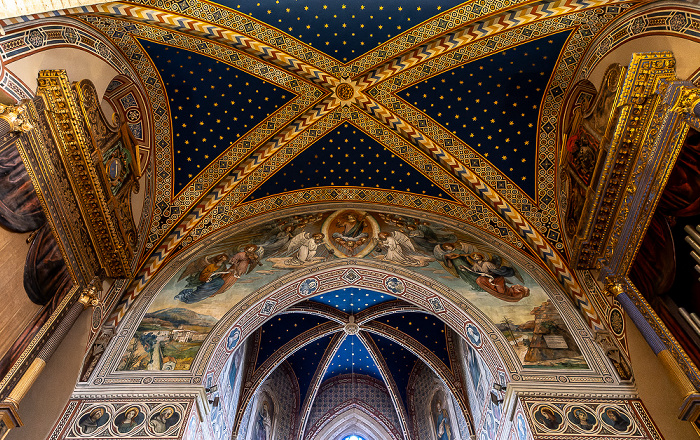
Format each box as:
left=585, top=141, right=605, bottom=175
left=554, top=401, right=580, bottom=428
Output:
left=0, top=104, right=33, bottom=133
left=78, top=276, right=102, bottom=308
left=669, top=86, right=700, bottom=115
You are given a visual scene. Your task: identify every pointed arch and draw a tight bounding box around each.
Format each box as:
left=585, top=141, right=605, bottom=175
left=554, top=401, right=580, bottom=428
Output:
left=306, top=400, right=401, bottom=440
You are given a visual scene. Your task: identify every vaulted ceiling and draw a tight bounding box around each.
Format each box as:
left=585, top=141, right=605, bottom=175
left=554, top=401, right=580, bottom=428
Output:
left=76, top=0, right=647, bottom=277
left=35, top=0, right=658, bottom=436
left=246, top=288, right=459, bottom=435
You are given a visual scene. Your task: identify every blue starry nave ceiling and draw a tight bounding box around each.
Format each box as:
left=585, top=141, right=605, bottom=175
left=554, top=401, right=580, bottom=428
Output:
left=212, top=0, right=468, bottom=63
left=87, top=0, right=627, bottom=272
left=140, top=38, right=297, bottom=191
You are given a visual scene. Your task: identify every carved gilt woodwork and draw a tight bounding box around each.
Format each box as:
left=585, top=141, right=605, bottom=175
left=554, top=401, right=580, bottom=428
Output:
left=562, top=52, right=678, bottom=270
left=18, top=69, right=140, bottom=280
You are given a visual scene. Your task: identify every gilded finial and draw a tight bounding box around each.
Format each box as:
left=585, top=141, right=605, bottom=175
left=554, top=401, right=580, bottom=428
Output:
left=78, top=275, right=102, bottom=308
left=604, top=278, right=624, bottom=297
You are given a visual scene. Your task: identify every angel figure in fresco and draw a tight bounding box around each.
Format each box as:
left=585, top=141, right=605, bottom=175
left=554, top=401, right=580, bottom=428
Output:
left=256, top=224, right=295, bottom=256
left=283, top=232, right=328, bottom=266
left=407, top=221, right=455, bottom=245
left=375, top=231, right=433, bottom=267
left=174, top=245, right=263, bottom=303
left=433, top=243, right=530, bottom=302
left=255, top=213, right=326, bottom=258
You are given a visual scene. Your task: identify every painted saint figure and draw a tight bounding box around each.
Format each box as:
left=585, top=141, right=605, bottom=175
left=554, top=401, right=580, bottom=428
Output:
left=434, top=243, right=530, bottom=302
left=77, top=407, right=108, bottom=434
left=568, top=407, right=596, bottom=431
left=115, top=406, right=143, bottom=434
left=254, top=400, right=273, bottom=440
left=149, top=406, right=179, bottom=434
left=175, top=245, right=263, bottom=303
left=602, top=408, right=631, bottom=432
left=434, top=400, right=452, bottom=440
left=332, top=212, right=369, bottom=254
left=534, top=406, right=563, bottom=430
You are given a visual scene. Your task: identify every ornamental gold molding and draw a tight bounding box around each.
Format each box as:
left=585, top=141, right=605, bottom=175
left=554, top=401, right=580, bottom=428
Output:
left=29, top=69, right=140, bottom=279
left=0, top=104, right=33, bottom=133
left=565, top=52, right=677, bottom=270
left=0, top=69, right=141, bottom=423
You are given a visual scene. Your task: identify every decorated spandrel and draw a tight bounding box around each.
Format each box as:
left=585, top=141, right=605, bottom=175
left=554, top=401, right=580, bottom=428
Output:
left=119, top=209, right=586, bottom=371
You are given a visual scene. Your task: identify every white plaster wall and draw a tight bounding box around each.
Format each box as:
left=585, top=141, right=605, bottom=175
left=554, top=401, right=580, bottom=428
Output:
left=6, top=47, right=118, bottom=98
left=0, top=229, right=38, bottom=359
left=6, top=309, right=92, bottom=440
left=625, top=314, right=698, bottom=439
left=0, top=0, right=108, bottom=20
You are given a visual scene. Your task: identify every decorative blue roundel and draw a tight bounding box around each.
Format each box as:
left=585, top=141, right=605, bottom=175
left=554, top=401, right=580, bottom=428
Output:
left=343, top=436, right=365, bottom=440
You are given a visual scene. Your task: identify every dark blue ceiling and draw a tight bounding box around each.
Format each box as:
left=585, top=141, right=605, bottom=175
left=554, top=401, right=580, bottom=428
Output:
left=140, top=38, right=295, bottom=191
left=366, top=333, right=418, bottom=407
left=255, top=313, right=330, bottom=369
left=371, top=311, right=451, bottom=371
left=243, top=122, right=457, bottom=202
left=211, top=0, right=467, bottom=62
left=310, top=287, right=395, bottom=313
left=285, top=333, right=337, bottom=405
left=323, top=335, right=383, bottom=382
left=397, top=30, right=572, bottom=198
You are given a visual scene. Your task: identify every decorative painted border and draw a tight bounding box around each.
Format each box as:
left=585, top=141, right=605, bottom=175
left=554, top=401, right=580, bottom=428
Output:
left=84, top=205, right=612, bottom=391
left=63, top=1, right=641, bottom=339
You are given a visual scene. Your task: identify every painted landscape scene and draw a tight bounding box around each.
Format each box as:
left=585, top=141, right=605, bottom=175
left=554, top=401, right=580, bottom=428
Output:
left=119, top=209, right=588, bottom=371
left=119, top=308, right=217, bottom=370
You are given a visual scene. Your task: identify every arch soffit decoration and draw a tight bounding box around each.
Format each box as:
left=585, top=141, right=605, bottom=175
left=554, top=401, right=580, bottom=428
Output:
left=1, top=17, right=144, bottom=100
left=577, top=0, right=700, bottom=83
left=94, top=205, right=613, bottom=389
left=40, top=1, right=634, bottom=338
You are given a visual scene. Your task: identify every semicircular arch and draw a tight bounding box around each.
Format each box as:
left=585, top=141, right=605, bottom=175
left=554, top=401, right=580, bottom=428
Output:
left=96, top=205, right=610, bottom=390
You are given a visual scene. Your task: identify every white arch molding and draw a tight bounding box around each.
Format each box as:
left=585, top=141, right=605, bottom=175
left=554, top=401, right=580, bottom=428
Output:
left=309, top=405, right=398, bottom=440
left=200, top=257, right=604, bottom=383
left=205, top=259, right=510, bottom=380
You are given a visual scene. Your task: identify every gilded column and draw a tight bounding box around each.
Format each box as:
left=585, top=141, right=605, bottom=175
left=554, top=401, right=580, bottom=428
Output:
left=0, top=278, right=100, bottom=439
left=607, top=281, right=700, bottom=427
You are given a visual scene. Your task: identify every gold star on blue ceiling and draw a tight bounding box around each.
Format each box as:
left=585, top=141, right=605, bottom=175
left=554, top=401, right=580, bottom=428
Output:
left=285, top=333, right=335, bottom=404
left=215, top=0, right=467, bottom=62
left=255, top=313, right=329, bottom=369
left=373, top=312, right=450, bottom=370
left=244, top=122, right=457, bottom=201
left=139, top=38, right=295, bottom=191
left=367, top=333, right=417, bottom=407
left=397, top=30, right=572, bottom=198
left=311, top=288, right=395, bottom=313
left=323, top=335, right=383, bottom=381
